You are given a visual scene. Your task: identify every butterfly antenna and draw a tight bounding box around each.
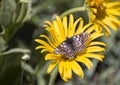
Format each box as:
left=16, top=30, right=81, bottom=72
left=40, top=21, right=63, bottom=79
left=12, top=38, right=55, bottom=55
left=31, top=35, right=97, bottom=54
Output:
left=19, top=54, right=30, bottom=85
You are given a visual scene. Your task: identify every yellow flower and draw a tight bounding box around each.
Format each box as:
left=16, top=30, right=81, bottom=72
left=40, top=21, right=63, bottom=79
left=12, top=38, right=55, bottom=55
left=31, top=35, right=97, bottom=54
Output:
left=86, top=0, right=120, bottom=36
left=35, top=14, right=106, bottom=81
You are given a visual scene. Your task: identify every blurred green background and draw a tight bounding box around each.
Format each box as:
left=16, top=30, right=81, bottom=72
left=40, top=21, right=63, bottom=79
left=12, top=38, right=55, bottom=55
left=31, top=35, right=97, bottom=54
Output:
left=0, top=0, right=120, bottom=85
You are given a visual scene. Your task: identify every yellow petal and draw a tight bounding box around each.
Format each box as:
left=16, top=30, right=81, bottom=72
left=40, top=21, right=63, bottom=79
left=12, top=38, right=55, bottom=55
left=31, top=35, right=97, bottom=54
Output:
left=75, top=18, right=83, bottom=34
left=62, top=77, right=69, bottom=82
left=50, top=32, right=61, bottom=47
left=90, top=11, right=96, bottom=20
left=43, top=25, right=50, bottom=28
left=74, top=18, right=81, bottom=31
left=76, top=23, right=93, bottom=34
left=107, top=9, right=120, bottom=16
left=58, top=61, right=68, bottom=81
left=89, top=41, right=106, bottom=46
left=108, top=15, right=120, bottom=26
left=44, top=21, right=53, bottom=27
left=87, top=46, right=105, bottom=53
left=69, top=14, right=74, bottom=29
left=85, top=25, right=95, bottom=33
left=49, top=27, right=63, bottom=44
left=47, top=60, right=58, bottom=73
left=83, top=23, right=93, bottom=32
left=63, top=61, right=72, bottom=80
left=97, top=21, right=111, bottom=36
left=103, top=18, right=118, bottom=31
left=62, top=16, right=68, bottom=38
left=93, top=24, right=102, bottom=32
left=40, top=35, right=56, bottom=48
left=45, top=27, right=51, bottom=33
left=35, top=39, right=54, bottom=52
left=70, top=61, right=84, bottom=78
left=65, top=61, right=72, bottom=79
left=56, top=16, right=65, bottom=38
left=41, top=49, right=48, bottom=53
left=45, top=53, right=61, bottom=60
left=106, top=1, right=120, bottom=8
left=53, top=21, right=63, bottom=41
left=35, top=46, right=45, bottom=50
left=76, top=56, right=93, bottom=69
left=90, top=32, right=104, bottom=40
left=68, top=14, right=75, bottom=37
left=84, top=53, right=104, bottom=61
left=91, top=8, right=97, bottom=14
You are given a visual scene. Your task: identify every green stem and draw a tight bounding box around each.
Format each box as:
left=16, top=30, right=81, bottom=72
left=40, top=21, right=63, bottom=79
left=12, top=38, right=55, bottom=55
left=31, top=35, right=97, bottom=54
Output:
left=60, top=5, right=86, bottom=18
left=48, top=66, right=58, bottom=85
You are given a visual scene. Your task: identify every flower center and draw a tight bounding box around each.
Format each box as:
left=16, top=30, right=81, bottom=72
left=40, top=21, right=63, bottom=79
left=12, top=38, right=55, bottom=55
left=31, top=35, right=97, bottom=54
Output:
left=94, top=0, right=105, bottom=13
left=87, top=0, right=106, bottom=20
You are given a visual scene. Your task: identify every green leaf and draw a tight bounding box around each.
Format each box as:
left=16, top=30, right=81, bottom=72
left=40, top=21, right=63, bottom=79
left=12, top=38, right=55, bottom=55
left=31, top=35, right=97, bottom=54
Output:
left=16, top=0, right=31, bottom=24
left=0, top=48, right=31, bottom=85
left=0, top=48, right=30, bottom=56
left=3, top=0, right=32, bottom=42
left=0, top=0, right=16, bottom=27
left=0, top=52, right=22, bottom=85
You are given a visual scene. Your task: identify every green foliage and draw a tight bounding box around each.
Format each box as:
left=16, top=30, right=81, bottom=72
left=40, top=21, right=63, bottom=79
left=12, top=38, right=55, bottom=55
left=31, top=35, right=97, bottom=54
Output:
left=0, top=0, right=120, bottom=85
left=0, top=0, right=16, bottom=27
left=0, top=0, right=31, bottom=85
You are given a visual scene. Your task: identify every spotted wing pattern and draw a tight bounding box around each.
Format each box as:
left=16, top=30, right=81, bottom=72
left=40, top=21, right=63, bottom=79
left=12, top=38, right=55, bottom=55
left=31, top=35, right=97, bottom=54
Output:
left=54, top=33, right=90, bottom=59
left=72, top=33, right=90, bottom=53
left=54, top=41, right=76, bottom=58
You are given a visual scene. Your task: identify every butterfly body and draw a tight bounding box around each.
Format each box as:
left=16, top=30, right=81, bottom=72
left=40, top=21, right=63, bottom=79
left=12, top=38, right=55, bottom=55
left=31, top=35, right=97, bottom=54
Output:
left=54, top=33, right=90, bottom=59
left=65, top=37, right=75, bottom=50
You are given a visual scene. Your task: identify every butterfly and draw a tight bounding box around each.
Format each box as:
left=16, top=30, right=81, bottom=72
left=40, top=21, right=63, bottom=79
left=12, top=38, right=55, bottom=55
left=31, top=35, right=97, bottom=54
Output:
left=54, top=33, right=90, bottom=59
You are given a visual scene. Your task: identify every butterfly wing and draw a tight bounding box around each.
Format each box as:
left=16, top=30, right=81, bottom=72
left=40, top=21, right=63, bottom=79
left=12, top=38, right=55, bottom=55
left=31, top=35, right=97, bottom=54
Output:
left=54, top=33, right=90, bottom=59
left=54, top=41, right=76, bottom=58
left=72, top=33, right=90, bottom=53
left=54, top=42, right=68, bottom=55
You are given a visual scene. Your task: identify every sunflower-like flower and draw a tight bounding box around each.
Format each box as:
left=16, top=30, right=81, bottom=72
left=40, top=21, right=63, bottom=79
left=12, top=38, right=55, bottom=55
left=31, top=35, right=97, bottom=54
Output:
left=86, top=0, right=120, bottom=36
left=35, top=14, right=106, bottom=81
